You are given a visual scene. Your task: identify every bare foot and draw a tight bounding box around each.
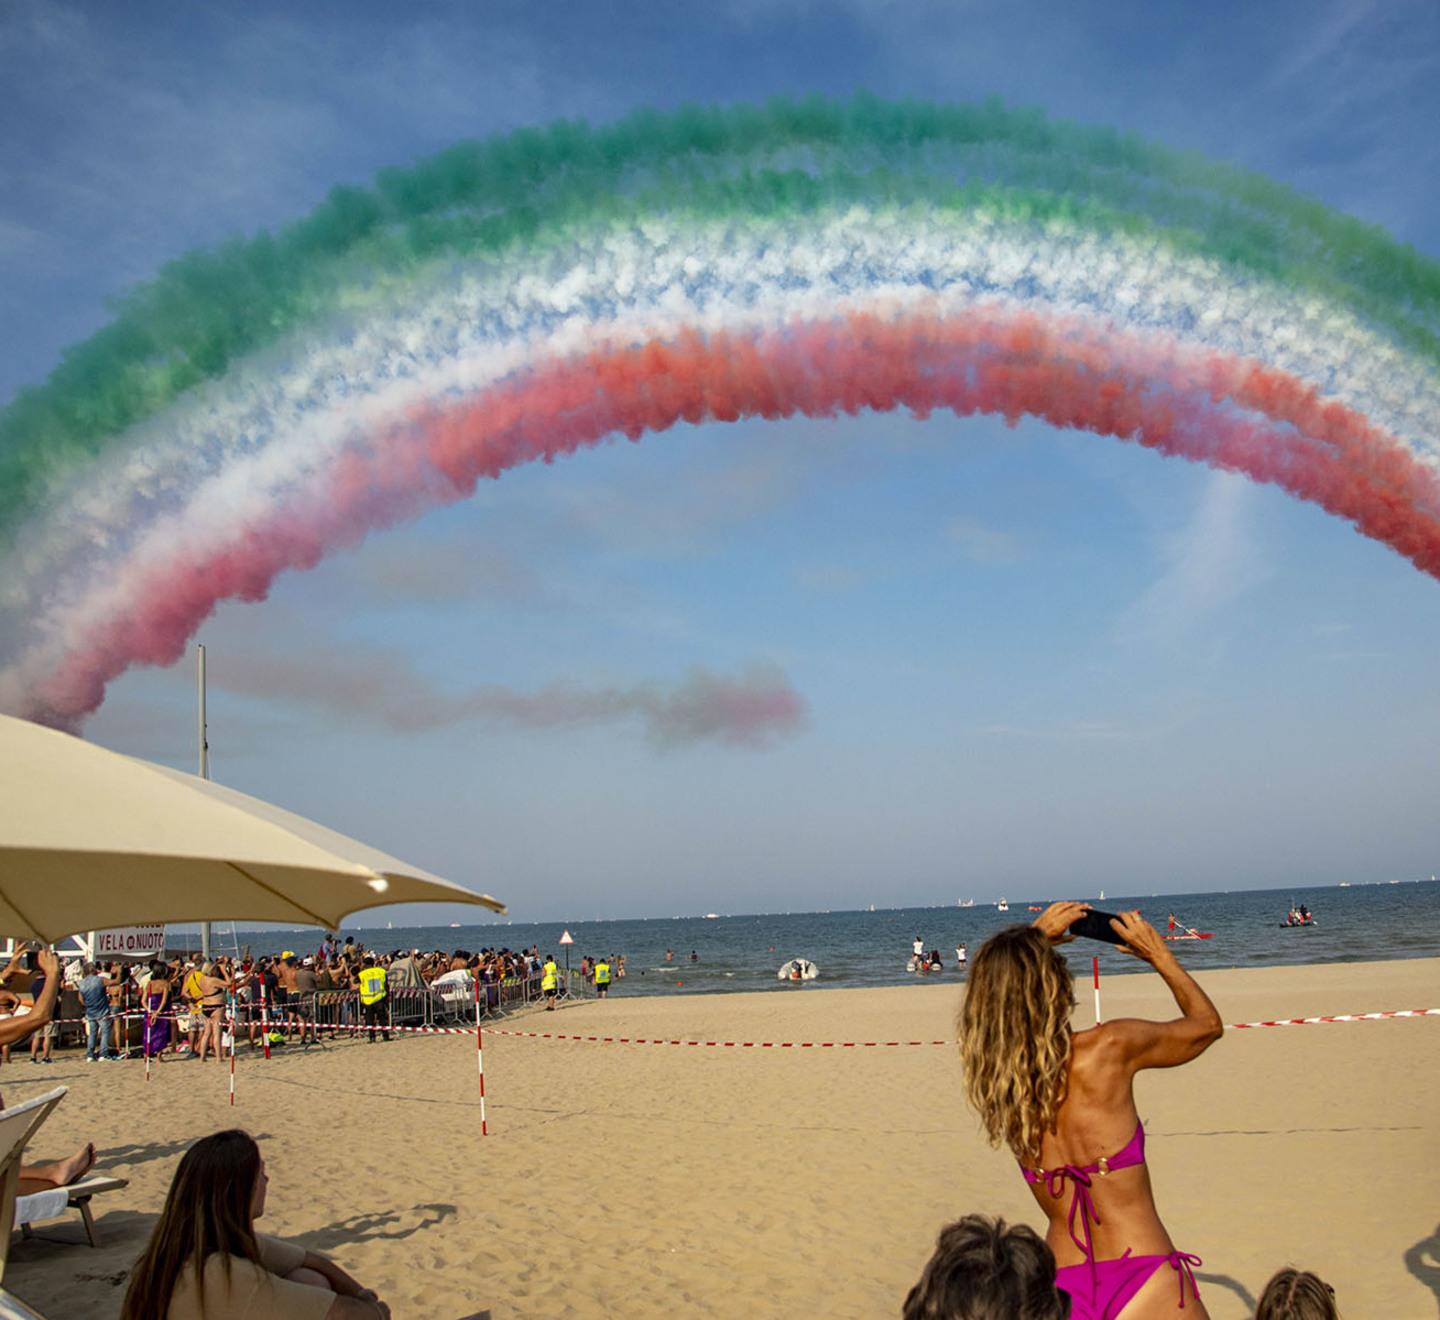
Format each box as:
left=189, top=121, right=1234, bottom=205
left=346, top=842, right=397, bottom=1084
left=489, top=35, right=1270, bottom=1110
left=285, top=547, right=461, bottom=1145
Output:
left=54, top=1142, right=97, bottom=1185
left=20, top=1142, right=96, bottom=1192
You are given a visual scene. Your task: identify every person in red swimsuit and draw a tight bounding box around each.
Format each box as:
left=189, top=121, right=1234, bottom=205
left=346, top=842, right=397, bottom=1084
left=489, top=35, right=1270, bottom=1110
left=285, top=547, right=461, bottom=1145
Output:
left=958, top=902, right=1223, bottom=1319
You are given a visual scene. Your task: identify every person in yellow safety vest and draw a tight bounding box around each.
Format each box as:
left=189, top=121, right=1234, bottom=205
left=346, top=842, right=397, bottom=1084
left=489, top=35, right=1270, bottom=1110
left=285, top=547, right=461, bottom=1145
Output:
left=181, top=962, right=206, bottom=1055
left=594, top=957, right=612, bottom=999
left=357, top=955, right=389, bottom=1043
left=541, top=956, right=559, bottom=1011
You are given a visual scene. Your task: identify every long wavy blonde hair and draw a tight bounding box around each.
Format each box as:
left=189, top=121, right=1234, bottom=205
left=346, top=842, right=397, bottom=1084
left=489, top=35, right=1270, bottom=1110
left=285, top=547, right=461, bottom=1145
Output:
left=958, top=925, right=1074, bottom=1163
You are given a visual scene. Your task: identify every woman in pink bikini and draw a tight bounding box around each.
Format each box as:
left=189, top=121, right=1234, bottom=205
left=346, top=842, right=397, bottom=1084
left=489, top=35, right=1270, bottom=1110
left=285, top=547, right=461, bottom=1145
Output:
left=959, top=902, right=1223, bottom=1320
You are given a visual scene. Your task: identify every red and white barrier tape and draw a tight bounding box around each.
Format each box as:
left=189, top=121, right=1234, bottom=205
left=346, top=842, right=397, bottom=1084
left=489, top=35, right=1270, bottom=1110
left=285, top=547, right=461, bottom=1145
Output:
left=290, top=1007, right=1440, bottom=1047
left=40, top=1006, right=1440, bottom=1048
left=1226, top=1008, right=1439, bottom=1029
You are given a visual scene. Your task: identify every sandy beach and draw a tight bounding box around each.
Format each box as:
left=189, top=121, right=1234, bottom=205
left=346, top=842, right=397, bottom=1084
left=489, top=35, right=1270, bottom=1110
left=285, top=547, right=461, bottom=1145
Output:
left=3, top=956, right=1436, bottom=1318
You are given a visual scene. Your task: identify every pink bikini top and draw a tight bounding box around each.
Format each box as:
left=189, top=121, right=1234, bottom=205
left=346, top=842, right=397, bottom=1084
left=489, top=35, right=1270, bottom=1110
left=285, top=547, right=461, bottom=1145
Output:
left=1019, top=1122, right=1147, bottom=1267
left=1022, top=1121, right=1146, bottom=1189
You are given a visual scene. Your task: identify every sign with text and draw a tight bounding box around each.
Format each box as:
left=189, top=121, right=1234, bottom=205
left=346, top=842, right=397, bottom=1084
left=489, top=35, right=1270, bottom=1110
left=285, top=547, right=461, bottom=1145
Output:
left=94, top=925, right=167, bottom=958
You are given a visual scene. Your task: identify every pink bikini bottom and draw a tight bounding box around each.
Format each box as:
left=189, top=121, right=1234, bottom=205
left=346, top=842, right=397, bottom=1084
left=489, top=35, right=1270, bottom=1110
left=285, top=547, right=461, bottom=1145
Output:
left=1056, top=1250, right=1201, bottom=1320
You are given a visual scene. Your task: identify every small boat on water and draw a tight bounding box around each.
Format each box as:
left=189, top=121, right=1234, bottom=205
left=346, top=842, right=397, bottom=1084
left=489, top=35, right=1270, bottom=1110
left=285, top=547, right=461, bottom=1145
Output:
left=778, top=958, right=819, bottom=982
left=1280, top=898, right=1317, bottom=928
left=1163, top=932, right=1215, bottom=941
left=996, top=898, right=1010, bottom=912
left=958, top=898, right=975, bottom=907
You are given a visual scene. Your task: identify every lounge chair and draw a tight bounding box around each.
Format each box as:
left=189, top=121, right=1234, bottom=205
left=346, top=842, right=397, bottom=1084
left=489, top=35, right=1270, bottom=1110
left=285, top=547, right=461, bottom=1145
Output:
left=16, top=1174, right=129, bottom=1248
left=0, top=1088, right=67, bottom=1286
left=0, top=1086, right=67, bottom=1319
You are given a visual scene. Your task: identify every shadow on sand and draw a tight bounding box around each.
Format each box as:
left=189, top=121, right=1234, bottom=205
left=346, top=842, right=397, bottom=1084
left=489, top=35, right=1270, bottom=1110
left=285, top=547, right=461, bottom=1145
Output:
left=98, top=1131, right=273, bottom=1169
left=1405, top=1222, right=1440, bottom=1317
left=1195, top=1271, right=1256, bottom=1314
left=293, top=1202, right=457, bottom=1253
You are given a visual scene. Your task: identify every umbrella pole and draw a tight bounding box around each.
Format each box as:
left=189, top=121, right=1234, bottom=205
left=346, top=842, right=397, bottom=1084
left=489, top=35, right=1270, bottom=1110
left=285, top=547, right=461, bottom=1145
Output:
left=227, top=992, right=236, bottom=1106
left=475, top=974, right=488, bottom=1137
left=197, top=644, right=212, bottom=962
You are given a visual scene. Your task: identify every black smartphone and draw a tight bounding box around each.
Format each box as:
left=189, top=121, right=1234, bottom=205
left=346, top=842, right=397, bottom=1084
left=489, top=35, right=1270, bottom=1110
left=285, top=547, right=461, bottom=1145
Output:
left=22, top=951, right=37, bottom=972
left=1068, top=909, right=1127, bottom=946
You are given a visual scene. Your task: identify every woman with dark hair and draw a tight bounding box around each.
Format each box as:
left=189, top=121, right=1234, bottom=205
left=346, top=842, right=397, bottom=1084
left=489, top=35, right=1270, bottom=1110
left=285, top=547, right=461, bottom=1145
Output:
left=958, top=904, right=1223, bottom=1320
left=120, top=1130, right=389, bottom=1319
left=144, top=961, right=172, bottom=1060
left=904, top=1213, right=1070, bottom=1319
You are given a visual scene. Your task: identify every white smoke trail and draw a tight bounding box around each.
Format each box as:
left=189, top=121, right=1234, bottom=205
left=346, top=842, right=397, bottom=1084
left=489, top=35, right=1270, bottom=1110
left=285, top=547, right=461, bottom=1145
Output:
left=14, top=206, right=1439, bottom=581
left=3, top=205, right=1437, bottom=708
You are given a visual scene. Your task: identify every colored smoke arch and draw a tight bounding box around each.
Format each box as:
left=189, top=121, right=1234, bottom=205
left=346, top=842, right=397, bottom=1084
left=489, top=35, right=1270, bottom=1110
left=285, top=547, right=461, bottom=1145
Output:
left=1, top=95, right=1437, bottom=729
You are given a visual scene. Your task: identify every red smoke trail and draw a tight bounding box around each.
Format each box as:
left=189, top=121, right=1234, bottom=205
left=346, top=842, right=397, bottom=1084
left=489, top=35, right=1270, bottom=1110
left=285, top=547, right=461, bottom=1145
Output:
left=28, top=306, right=1440, bottom=727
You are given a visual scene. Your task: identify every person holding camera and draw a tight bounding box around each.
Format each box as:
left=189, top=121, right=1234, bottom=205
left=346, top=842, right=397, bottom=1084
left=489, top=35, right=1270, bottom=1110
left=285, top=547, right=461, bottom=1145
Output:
left=958, top=903, right=1223, bottom=1320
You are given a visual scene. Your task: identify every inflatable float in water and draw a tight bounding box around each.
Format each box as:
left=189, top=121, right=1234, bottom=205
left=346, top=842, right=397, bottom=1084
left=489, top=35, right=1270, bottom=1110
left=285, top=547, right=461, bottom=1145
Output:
left=778, top=958, right=819, bottom=982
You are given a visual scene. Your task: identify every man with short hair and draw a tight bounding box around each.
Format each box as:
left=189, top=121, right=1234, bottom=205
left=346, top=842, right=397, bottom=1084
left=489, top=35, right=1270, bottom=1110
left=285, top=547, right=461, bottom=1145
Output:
left=594, top=956, right=612, bottom=999
left=26, top=962, right=57, bottom=1064
left=904, top=1214, right=1067, bottom=1320
left=357, top=955, right=389, bottom=1043
left=276, top=954, right=300, bottom=1040
left=78, top=962, right=116, bottom=1062
left=180, top=959, right=205, bottom=1054
left=293, top=957, right=319, bottom=1045
left=541, top=955, right=559, bottom=1010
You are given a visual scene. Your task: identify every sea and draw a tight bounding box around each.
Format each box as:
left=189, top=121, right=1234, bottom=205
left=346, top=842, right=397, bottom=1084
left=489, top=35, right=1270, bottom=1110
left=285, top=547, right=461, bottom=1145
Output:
left=212, top=880, right=1440, bottom=998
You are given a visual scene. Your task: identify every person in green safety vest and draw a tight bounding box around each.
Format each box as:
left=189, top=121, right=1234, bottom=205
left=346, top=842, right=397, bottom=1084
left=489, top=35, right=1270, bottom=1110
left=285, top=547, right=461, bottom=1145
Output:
left=357, top=955, right=389, bottom=1043
left=541, top=955, right=559, bottom=1011
left=594, top=957, right=612, bottom=999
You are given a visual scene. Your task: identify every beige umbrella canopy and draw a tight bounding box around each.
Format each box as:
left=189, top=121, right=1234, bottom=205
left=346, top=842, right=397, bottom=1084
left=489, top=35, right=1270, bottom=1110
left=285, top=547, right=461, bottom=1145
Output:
left=0, top=714, right=506, bottom=943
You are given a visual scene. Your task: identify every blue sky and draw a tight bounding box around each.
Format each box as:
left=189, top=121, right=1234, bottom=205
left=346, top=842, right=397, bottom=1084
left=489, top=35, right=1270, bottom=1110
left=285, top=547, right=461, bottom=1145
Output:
left=2, top=0, right=1438, bottom=923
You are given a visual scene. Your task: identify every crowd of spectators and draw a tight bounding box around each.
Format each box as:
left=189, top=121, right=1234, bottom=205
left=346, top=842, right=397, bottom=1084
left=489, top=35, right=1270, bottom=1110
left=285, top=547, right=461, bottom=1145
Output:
left=0, top=937, right=614, bottom=1063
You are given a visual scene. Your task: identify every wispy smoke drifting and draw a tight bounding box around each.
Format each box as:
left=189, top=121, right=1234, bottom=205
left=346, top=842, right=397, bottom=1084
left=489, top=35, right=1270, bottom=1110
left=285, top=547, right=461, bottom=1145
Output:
left=210, top=647, right=807, bottom=750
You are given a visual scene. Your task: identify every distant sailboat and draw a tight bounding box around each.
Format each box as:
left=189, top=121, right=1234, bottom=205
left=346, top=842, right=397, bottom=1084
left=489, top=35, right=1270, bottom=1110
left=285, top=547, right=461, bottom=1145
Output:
left=1098, top=890, right=1105, bottom=901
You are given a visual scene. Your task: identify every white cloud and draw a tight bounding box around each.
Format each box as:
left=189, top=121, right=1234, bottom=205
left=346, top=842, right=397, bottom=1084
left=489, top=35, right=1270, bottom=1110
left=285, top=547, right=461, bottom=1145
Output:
left=1116, top=468, right=1266, bottom=650
left=944, top=515, right=1022, bottom=564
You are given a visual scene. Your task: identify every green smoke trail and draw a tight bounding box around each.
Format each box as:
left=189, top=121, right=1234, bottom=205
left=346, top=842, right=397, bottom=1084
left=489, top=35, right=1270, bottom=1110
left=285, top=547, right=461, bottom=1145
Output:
left=3, top=93, right=1438, bottom=540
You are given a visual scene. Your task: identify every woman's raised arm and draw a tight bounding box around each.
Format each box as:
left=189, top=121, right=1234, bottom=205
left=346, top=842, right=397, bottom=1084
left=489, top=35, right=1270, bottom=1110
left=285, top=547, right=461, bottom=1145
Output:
left=1103, top=911, right=1223, bottom=1071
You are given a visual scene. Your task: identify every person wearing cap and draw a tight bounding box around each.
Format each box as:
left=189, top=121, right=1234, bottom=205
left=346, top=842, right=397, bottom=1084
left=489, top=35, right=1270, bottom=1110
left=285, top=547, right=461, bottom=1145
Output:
left=357, top=956, right=389, bottom=1043
left=180, top=959, right=205, bottom=1057
left=292, top=958, right=318, bottom=1045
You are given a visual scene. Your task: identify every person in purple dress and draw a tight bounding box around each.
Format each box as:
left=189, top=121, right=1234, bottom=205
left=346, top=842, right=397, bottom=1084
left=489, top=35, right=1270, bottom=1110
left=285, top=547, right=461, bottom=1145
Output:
left=144, top=961, right=172, bottom=1060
